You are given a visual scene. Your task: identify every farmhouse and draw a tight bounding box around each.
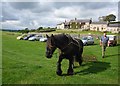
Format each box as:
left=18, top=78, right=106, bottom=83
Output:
left=107, top=23, right=120, bottom=33
left=90, top=22, right=108, bottom=32
left=57, top=20, right=70, bottom=29
left=57, top=18, right=92, bottom=30
left=57, top=23, right=65, bottom=30
left=90, top=22, right=120, bottom=33
left=69, top=18, right=92, bottom=30
left=56, top=18, right=120, bottom=33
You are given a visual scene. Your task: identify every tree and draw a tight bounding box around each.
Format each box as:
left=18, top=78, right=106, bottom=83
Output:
left=47, top=27, right=50, bottom=29
left=24, top=28, right=29, bottom=33
left=18, top=28, right=29, bottom=33
left=37, top=27, right=43, bottom=30
left=104, top=14, right=116, bottom=22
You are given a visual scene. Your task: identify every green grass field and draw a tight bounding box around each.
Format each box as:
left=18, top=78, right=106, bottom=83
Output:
left=0, top=31, right=2, bottom=85
left=2, top=31, right=119, bottom=84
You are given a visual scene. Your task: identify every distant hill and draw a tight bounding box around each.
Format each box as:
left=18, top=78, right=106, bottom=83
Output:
left=1, top=29, right=19, bottom=32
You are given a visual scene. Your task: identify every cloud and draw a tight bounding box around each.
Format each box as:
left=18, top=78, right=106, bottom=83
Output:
left=9, top=2, right=39, bottom=10
left=1, top=2, right=118, bottom=30
left=118, top=1, right=120, bottom=20
left=53, top=2, right=113, bottom=10
left=2, top=2, right=19, bottom=22
left=2, top=20, right=26, bottom=30
left=54, top=6, right=81, bottom=18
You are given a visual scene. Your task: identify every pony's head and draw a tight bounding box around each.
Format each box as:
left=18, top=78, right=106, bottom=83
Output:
left=46, top=34, right=56, bottom=58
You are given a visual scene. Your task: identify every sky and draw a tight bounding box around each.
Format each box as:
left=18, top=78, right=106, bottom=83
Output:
left=0, top=1, right=119, bottom=30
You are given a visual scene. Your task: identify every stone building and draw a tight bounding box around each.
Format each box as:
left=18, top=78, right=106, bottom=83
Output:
left=90, top=22, right=108, bottom=32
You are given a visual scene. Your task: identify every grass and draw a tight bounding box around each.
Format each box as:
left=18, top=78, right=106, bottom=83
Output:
left=0, top=31, right=2, bottom=85
left=2, top=31, right=119, bottom=84
left=55, top=29, right=117, bottom=35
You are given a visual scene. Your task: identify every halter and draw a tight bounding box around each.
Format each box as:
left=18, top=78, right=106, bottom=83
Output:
left=49, top=43, right=55, bottom=48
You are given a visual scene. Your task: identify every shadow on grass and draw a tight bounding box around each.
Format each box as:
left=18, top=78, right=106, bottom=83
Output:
left=116, top=44, right=120, bottom=46
left=84, top=43, right=98, bottom=46
left=105, top=54, right=120, bottom=58
left=108, top=44, right=120, bottom=47
left=61, top=61, right=111, bottom=76
left=74, top=61, right=111, bottom=75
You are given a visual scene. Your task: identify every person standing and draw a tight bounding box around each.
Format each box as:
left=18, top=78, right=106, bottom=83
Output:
left=100, top=32, right=109, bottom=58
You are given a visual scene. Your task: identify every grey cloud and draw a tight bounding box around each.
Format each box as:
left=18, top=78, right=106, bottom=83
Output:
left=9, top=2, right=39, bottom=10
left=2, top=2, right=19, bottom=22
left=52, top=2, right=116, bottom=19
left=0, top=3, right=2, bottom=22
left=31, top=2, right=54, bottom=13
left=118, top=2, right=120, bottom=20
left=53, top=2, right=113, bottom=10
left=2, top=9, right=19, bottom=22
left=53, top=2, right=73, bottom=9
left=1, top=2, right=118, bottom=30
left=31, top=6, right=53, bottom=13
left=80, top=2, right=114, bottom=10
left=9, top=2, right=54, bottom=13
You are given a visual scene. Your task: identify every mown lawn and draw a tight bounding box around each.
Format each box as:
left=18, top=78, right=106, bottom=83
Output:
left=2, top=31, right=119, bottom=84
left=0, top=31, right=2, bottom=85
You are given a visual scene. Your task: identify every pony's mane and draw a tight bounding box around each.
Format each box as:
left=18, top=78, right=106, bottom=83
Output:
left=53, top=34, right=65, bottom=38
left=53, top=34, right=68, bottom=43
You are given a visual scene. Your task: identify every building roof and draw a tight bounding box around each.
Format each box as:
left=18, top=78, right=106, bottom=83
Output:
left=57, top=22, right=70, bottom=25
left=108, top=23, right=120, bottom=27
left=70, top=19, right=91, bottom=23
left=57, top=22, right=64, bottom=25
left=91, top=22, right=107, bottom=24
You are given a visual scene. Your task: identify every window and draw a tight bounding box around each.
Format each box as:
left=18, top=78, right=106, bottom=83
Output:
left=117, top=28, right=119, bottom=31
left=97, top=27, right=99, bottom=31
left=93, top=27, right=96, bottom=29
left=101, top=27, right=103, bottom=30
left=76, top=26, right=78, bottom=28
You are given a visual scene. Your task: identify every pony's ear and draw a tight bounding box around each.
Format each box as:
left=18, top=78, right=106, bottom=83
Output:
left=51, top=34, right=55, bottom=45
left=51, top=34, right=55, bottom=40
left=51, top=34, right=55, bottom=39
left=46, top=34, right=49, bottom=38
left=51, top=34, right=54, bottom=37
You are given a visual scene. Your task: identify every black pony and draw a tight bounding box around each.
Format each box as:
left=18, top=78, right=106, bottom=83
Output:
left=46, top=34, right=83, bottom=75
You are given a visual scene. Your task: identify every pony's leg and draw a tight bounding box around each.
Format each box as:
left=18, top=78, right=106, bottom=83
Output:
left=78, top=56, right=83, bottom=66
left=67, top=58, right=74, bottom=75
left=78, top=49, right=83, bottom=66
left=56, top=55, right=63, bottom=76
left=75, top=53, right=83, bottom=66
left=73, top=56, right=75, bottom=68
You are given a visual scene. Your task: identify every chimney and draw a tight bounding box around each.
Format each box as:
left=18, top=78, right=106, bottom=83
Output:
left=75, top=18, right=77, bottom=20
left=90, top=18, right=92, bottom=21
left=65, top=20, right=66, bottom=22
left=90, top=18, right=92, bottom=23
left=107, top=21, right=109, bottom=26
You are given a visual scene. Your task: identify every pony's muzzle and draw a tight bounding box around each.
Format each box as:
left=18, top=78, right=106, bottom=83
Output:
left=46, top=53, right=52, bottom=58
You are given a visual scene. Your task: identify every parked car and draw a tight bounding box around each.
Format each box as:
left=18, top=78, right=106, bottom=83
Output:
left=16, top=34, right=27, bottom=40
left=107, top=35, right=117, bottom=46
left=39, top=36, right=47, bottom=42
left=81, top=36, right=94, bottom=45
left=23, top=34, right=35, bottom=40
left=28, top=35, right=43, bottom=41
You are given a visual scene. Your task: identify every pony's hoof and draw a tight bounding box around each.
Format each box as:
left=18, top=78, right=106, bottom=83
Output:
left=79, top=62, right=83, bottom=66
left=56, top=70, right=62, bottom=76
left=67, top=72, right=74, bottom=75
left=67, top=69, right=74, bottom=75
